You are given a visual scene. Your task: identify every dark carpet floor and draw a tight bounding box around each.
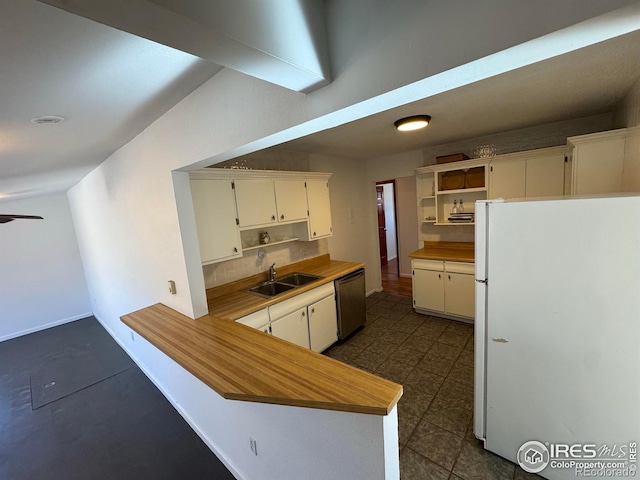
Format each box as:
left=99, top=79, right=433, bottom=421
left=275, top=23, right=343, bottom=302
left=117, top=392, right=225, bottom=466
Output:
left=0, top=317, right=236, bottom=480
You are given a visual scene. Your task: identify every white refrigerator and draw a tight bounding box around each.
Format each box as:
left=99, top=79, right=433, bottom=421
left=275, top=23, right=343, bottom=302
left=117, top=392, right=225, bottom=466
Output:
left=474, top=195, right=640, bottom=480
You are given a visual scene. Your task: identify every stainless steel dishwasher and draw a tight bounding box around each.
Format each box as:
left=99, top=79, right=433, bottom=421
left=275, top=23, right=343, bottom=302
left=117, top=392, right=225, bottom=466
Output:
left=335, top=268, right=366, bottom=340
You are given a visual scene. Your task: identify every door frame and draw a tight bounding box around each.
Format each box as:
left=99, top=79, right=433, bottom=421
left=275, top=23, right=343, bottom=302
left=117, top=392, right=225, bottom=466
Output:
left=375, top=179, right=400, bottom=273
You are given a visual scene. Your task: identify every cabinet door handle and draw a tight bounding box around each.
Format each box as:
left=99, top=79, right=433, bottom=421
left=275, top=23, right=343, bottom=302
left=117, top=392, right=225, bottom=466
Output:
left=438, top=274, right=441, bottom=279
left=448, top=275, right=451, bottom=280
left=233, top=247, right=238, bottom=253
left=271, top=215, right=276, bottom=221
left=313, top=231, right=316, bottom=237
left=302, top=311, right=306, bottom=317
left=280, top=214, right=284, bottom=220
left=311, top=308, right=315, bottom=314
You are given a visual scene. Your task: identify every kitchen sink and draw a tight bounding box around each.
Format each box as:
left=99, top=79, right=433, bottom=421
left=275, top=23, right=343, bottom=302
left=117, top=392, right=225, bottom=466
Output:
left=246, top=272, right=324, bottom=298
left=248, top=281, right=296, bottom=298
left=277, top=272, right=323, bottom=286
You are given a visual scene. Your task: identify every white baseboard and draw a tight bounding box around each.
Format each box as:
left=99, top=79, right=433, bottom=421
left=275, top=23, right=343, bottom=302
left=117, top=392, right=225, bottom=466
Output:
left=366, top=287, right=384, bottom=297
left=0, top=311, right=93, bottom=343
left=94, top=313, right=246, bottom=480
left=399, top=273, right=411, bottom=279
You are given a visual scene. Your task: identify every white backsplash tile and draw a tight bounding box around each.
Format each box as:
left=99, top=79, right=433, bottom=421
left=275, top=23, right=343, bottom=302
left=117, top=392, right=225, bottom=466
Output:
left=203, top=239, right=329, bottom=288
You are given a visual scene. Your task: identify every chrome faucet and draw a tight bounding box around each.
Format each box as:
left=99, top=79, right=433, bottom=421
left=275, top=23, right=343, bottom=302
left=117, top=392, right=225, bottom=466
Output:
left=268, top=263, right=276, bottom=282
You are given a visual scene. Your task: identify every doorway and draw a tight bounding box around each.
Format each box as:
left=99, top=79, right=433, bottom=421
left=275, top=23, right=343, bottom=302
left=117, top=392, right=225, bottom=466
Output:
left=376, top=180, right=398, bottom=268
left=375, top=180, right=413, bottom=297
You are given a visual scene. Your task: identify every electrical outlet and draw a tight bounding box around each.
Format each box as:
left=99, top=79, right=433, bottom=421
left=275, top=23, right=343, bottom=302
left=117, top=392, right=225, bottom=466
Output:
left=168, top=280, right=176, bottom=295
left=249, top=436, right=258, bottom=456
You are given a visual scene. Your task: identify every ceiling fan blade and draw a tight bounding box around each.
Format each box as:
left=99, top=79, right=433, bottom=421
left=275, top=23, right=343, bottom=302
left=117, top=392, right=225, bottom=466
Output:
left=0, top=214, right=44, bottom=224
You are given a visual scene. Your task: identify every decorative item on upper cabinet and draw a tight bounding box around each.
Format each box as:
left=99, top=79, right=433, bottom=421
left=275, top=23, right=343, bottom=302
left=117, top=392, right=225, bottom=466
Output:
left=260, top=231, right=271, bottom=244
left=472, top=144, right=498, bottom=158
left=436, top=152, right=470, bottom=164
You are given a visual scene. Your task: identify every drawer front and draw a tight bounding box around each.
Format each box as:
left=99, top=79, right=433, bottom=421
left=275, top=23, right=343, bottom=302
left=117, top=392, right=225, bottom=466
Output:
left=269, top=282, right=335, bottom=320
left=445, top=261, right=475, bottom=275
left=412, top=259, right=444, bottom=271
left=236, top=308, right=269, bottom=329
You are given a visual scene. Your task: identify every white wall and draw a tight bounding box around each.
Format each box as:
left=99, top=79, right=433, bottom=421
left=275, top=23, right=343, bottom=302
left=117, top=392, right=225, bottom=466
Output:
left=395, top=176, right=418, bottom=278
left=366, top=151, right=424, bottom=291
left=119, top=323, right=398, bottom=480
left=308, top=154, right=376, bottom=292
left=382, top=184, right=397, bottom=261
left=0, top=193, right=91, bottom=341
left=66, top=4, right=640, bottom=479
left=614, top=76, right=640, bottom=128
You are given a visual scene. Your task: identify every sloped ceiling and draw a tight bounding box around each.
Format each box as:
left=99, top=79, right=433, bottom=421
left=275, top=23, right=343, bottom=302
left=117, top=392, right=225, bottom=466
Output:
left=1, top=0, right=331, bottom=202
left=37, top=0, right=331, bottom=93
left=0, top=0, right=222, bottom=200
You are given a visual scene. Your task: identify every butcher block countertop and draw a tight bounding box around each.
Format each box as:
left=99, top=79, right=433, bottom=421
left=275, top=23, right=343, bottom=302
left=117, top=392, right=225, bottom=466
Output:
left=121, top=254, right=402, bottom=416
left=409, top=241, right=475, bottom=263
left=207, top=254, right=364, bottom=320
left=121, top=304, right=402, bottom=415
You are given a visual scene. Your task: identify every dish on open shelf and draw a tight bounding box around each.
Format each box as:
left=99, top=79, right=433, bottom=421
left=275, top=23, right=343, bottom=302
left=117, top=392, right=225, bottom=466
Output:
left=440, top=171, right=465, bottom=190
left=464, top=167, right=485, bottom=188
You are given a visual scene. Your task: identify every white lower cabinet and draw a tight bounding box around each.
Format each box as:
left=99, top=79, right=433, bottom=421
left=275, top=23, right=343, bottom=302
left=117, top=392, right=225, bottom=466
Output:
left=308, top=293, right=338, bottom=352
left=412, top=259, right=475, bottom=320
left=267, top=282, right=337, bottom=352
left=412, top=261, right=445, bottom=312
left=236, top=308, right=270, bottom=334
left=270, top=307, right=310, bottom=349
left=443, top=267, right=475, bottom=318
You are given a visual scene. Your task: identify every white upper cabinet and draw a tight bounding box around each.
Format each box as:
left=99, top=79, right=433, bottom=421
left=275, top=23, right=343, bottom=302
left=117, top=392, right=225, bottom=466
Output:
left=234, top=178, right=278, bottom=228
left=306, top=178, right=333, bottom=239
left=489, top=158, right=526, bottom=199
left=567, top=129, right=627, bottom=195
left=190, top=178, right=242, bottom=265
left=525, top=151, right=565, bottom=197
left=416, top=159, right=488, bottom=227
left=488, top=146, right=567, bottom=200
left=274, top=179, right=308, bottom=222
left=189, top=169, right=333, bottom=264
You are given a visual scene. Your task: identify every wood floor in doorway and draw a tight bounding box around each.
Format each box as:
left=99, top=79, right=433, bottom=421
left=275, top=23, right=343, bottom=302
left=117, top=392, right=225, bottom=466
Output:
left=381, top=260, right=412, bottom=298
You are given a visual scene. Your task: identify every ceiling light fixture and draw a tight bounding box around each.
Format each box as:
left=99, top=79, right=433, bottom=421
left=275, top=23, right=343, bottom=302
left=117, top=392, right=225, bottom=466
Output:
left=394, top=115, right=431, bottom=132
left=30, top=115, right=65, bottom=124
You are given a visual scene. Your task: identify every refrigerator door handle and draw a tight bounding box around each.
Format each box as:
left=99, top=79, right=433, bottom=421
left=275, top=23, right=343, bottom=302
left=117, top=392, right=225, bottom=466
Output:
left=475, top=278, right=488, bottom=285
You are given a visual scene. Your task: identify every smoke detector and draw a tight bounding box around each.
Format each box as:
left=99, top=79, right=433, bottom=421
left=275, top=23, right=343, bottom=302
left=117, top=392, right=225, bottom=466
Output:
left=30, top=115, right=65, bottom=124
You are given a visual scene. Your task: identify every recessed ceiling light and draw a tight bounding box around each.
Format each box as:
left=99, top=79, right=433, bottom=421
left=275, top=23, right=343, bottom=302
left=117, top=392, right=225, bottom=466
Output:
left=394, top=115, right=431, bottom=132
left=30, top=115, right=65, bottom=124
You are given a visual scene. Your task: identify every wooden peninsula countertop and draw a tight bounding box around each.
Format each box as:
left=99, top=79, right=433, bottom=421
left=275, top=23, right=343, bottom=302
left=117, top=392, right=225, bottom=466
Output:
left=409, top=241, right=475, bottom=263
left=121, top=255, right=402, bottom=416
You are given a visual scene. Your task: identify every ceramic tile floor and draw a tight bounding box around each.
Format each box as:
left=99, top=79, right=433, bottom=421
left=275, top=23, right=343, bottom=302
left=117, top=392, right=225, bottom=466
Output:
left=324, top=292, right=541, bottom=480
